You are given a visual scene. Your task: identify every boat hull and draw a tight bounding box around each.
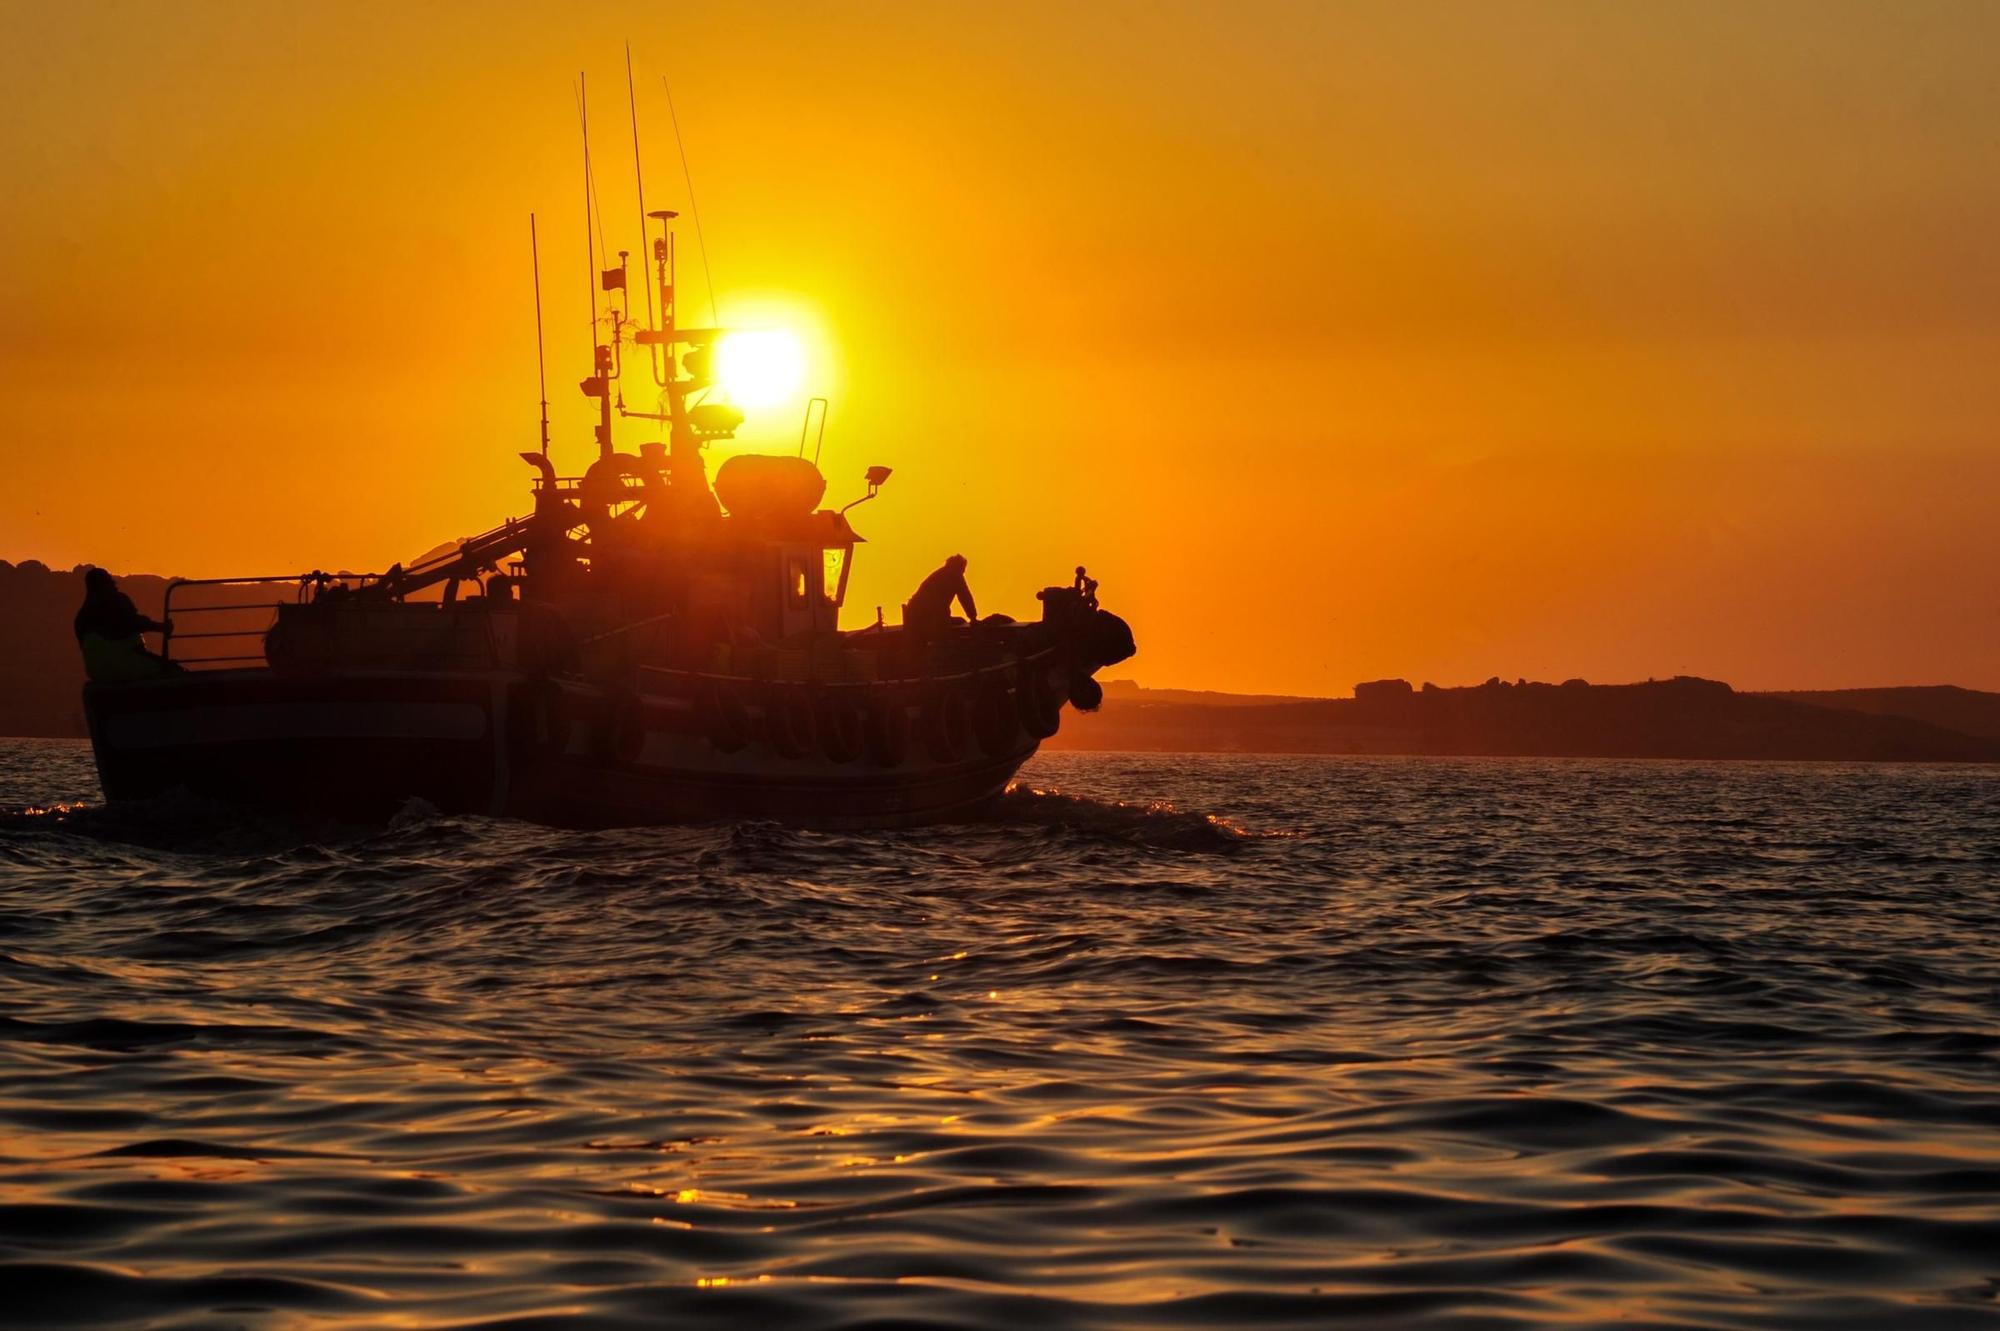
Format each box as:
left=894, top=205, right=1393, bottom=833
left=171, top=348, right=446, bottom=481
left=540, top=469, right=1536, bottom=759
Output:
left=83, top=669, right=1043, bottom=829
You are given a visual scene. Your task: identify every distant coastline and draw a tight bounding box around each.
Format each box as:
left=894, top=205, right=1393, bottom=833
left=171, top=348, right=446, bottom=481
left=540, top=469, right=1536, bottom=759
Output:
left=1045, top=678, right=2000, bottom=763
left=5, top=559, right=1996, bottom=762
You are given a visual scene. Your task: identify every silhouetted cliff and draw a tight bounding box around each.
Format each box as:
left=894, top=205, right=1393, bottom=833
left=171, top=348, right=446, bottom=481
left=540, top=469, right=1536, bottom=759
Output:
left=1051, top=677, right=2000, bottom=762
left=1758, top=687, right=2000, bottom=744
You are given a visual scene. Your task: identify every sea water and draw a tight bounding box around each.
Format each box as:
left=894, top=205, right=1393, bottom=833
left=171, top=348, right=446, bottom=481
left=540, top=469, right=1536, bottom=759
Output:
left=2, top=738, right=1997, bottom=1328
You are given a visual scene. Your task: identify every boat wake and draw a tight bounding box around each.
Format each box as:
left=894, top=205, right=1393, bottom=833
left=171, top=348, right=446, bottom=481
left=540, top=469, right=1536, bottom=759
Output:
left=4, top=775, right=1278, bottom=860
left=993, top=780, right=1290, bottom=850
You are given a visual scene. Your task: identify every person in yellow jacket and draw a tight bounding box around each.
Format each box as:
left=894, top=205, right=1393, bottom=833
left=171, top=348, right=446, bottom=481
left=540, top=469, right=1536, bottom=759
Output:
left=73, top=568, right=178, bottom=682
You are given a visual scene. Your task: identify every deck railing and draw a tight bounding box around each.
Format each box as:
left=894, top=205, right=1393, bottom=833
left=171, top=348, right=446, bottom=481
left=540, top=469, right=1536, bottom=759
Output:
left=161, top=574, right=336, bottom=669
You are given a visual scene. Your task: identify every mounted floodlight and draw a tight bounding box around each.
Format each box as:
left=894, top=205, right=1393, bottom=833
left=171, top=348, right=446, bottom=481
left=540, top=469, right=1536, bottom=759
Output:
left=841, top=466, right=894, bottom=515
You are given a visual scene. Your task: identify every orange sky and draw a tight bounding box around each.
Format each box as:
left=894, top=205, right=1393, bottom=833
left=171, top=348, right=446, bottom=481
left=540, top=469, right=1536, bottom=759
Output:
left=3, top=1, right=1996, bottom=693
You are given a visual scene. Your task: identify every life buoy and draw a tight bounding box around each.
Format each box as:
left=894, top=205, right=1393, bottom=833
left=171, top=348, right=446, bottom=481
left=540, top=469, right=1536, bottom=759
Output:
left=817, top=691, right=865, bottom=764
left=972, top=677, right=1017, bottom=757
left=919, top=685, right=971, bottom=764
left=865, top=693, right=911, bottom=767
left=701, top=680, right=754, bottom=754
left=767, top=686, right=817, bottom=759
left=1016, top=665, right=1062, bottom=739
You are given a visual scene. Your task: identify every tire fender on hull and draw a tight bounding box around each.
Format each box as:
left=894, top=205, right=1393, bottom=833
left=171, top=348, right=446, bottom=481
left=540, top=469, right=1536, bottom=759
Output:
left=701, top=680, right=755, bottom=754
left=521, top=678, right=569, bottom=759
left=593, top=689, right=647, bottom=766
left=768, top=687, right=817, bottom=760
left=817, top=692, right=865, bottom=765
left=919, top=686, right=971, bottom=764
left=865, top=694, right=912, bottom=767
left=1016, top=664, right=1062, bottom=739
left=972, top=678, right=1018, bottom=757
left=1069, top=673, right=1105, bottom=712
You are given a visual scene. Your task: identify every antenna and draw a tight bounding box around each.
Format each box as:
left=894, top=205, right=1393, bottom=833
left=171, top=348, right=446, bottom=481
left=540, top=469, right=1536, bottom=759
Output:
left=625, top=43, right=656, bottom=332
left=578, top=74, right=615, bottom=458
left=661, top=72, right=719, bottom=326
left=530, top=214, right=550, bottom=456
left=578, top=74, right=597, bottom=363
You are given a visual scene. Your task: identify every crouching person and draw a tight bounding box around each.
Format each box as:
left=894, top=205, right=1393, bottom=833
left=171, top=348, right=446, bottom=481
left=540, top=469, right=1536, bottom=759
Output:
left=905, top=554, right=978, bottom=641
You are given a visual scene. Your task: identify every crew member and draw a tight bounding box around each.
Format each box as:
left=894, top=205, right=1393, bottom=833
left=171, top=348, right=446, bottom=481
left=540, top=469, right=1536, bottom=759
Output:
left=74, top=568, right=177, bottom=682
left=906, top=554, right=977, bottom=636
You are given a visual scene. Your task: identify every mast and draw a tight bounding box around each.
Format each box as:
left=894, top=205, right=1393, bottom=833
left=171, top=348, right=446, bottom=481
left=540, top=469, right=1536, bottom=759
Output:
left=578, top=73, right=614, bottom=459
left=625, top=43, right=657, bottom=336
left=560, top=62, right=738, bottom=500
left=530, top=214, right=550, bottom=456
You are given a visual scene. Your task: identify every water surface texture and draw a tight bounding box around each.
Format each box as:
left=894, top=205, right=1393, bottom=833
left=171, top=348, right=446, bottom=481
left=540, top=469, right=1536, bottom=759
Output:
left=3, top=739, right=1999, bottom=1329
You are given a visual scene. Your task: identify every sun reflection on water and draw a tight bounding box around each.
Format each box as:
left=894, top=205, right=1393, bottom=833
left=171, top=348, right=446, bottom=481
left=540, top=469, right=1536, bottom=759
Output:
left=3, top=744, right=1996, bottom=1327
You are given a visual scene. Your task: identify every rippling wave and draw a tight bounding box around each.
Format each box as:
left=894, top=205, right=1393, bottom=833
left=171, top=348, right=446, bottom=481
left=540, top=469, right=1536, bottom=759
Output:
left=3, top=738, right=1998, bottom=1328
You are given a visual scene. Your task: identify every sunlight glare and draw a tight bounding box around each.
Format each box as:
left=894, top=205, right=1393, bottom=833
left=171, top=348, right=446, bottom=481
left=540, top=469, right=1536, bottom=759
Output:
left=716, top=330, right=805, bottom=408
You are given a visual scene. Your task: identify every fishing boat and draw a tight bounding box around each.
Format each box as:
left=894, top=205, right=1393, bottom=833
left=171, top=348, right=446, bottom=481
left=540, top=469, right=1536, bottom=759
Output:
left=82, top=171, right=1133, bottom=827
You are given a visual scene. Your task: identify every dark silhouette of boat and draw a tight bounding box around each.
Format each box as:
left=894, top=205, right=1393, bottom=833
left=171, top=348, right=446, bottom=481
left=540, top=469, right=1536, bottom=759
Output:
left=82, top=194, right=1133, bottom=827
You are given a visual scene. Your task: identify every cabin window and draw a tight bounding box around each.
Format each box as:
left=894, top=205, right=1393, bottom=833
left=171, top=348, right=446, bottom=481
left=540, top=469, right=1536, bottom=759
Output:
left=788, top=556, right=811, bottom=608
left=822, top=548, right=849, bottom=607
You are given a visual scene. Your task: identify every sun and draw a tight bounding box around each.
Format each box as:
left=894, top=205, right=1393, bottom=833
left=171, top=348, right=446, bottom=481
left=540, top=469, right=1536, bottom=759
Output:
left=716, top=330, right=805, bottom=408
